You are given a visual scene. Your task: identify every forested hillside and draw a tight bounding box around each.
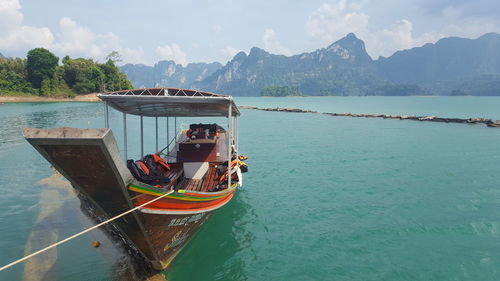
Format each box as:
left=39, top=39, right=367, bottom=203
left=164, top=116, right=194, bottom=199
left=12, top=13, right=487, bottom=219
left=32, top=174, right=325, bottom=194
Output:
left=194, top=33, right=500, bottom=96
left=0, top=48, right=132, bottom=96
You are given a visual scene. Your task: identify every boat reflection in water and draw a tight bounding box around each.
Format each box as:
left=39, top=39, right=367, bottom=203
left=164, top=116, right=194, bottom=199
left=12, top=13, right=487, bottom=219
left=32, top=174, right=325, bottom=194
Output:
left=23, top=88, right=248, bottom=277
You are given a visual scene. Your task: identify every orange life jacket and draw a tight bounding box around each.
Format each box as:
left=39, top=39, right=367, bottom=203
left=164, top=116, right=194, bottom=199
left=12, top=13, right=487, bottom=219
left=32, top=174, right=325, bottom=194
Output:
left=219, top=160, right=239, bottom=181
left=136, top=160, right=150, bottom=175
left=153, top=153, right=170, bottom=170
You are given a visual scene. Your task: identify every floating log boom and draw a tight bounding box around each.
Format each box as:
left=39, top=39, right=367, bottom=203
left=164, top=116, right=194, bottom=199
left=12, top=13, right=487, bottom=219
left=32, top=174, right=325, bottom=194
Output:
left=238, top=106, right=500, bottom=128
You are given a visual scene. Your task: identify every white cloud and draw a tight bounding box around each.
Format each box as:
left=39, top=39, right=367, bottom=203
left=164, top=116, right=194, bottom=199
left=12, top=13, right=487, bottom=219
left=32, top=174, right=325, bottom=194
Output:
left=262, top=29, right=292, bottom=56
left=53, top=17, right=117, bottom=57
left=306, top=0, right=500, bottom=59
left=305, top=1, right=369, bottom=45
left=0, top=0, right=147, bottom=64
left=0, top=25, right=54, bottom=50
left=0, top=0, right=53, bottom=50
left=117, top=47, right=146, bottom=65
left=49, top=17, right=147, bottom=64
left=156, top=43, right=188, bottom=66
left=220, top=45, right=242, bottom=62
left=0, top=0, right=22, bottom=33
left=368, top=20, right=441, bottom=58
left=50, top=17, right=147, bottom=64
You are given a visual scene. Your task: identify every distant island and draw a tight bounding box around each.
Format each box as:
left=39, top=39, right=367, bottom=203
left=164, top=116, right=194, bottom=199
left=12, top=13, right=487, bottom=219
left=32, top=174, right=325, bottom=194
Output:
left=261, top=86, right=303, bottom=97
left=0, top=48, right=132, bottom=98
left=122, top=32, right=500, bottom=97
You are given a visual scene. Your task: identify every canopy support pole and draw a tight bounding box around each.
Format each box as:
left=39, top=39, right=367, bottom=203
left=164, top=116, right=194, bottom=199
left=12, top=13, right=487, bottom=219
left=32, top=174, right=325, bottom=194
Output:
left=228, top=101, right=232, bottom=189
left=155, top=117, right=159, bottom=153
left=104, top=102, right=109, bottom=128
left=235, top=116, right=239, bottom=161
left=140, top=116, right=144, bottom=158
left=167, top=117, right=170, bottom=154
left=123, top=113, right=128, bottom=161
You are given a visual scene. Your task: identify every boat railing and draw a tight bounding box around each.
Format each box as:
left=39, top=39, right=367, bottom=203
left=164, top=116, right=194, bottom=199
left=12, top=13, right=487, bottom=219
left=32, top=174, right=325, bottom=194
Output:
left=99, top=89, right=239, bottom=190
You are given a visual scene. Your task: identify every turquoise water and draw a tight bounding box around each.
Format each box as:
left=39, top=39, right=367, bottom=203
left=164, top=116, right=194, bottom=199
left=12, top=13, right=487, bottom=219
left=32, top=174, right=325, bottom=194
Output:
left=1, top=97, right=500, bottom=280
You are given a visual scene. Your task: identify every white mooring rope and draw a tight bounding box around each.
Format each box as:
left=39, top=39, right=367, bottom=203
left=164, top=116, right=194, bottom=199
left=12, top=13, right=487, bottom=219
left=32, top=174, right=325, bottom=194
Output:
left=0, top=189, right=175, bottom=272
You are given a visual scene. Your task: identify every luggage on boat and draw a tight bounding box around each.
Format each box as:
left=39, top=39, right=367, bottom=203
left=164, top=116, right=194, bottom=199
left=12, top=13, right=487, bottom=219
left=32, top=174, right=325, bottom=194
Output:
left=127, top=157, right=171, bottom=186
left=143, top=154, right=170, bottom=174
left=127, top=159, right=149, bottom=182
left=187, top=123, right=220, bottom=139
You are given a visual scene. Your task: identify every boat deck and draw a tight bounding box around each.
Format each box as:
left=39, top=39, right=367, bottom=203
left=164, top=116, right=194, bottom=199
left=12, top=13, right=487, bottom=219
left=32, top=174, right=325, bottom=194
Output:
left=161, top=163, right=220, bottom=192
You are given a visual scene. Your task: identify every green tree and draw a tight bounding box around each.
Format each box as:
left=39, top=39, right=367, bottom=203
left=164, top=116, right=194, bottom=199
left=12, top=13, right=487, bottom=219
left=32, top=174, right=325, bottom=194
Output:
left=1, top=50, right=133, bottom=96
left=105, top=51, right=122, bottom=64
left=62, top=57, right=105, bottom=94
left=39, top=67, right=73, bottom=96
left=261, top=85, right=303, bottom=97
left=0, top=57, right=27, bottom=75
left=0, top=57, right=36, bottom=95
left=26, top=48, right=59, bottom=89
left=369, top=83, right=428, bottom=96
left=99, top=59, right=133, bottom=91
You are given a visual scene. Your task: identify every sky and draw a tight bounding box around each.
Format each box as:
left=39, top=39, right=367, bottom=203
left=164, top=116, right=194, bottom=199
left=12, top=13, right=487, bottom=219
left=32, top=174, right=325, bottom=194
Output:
left=1, top=0, right=499, bottom=66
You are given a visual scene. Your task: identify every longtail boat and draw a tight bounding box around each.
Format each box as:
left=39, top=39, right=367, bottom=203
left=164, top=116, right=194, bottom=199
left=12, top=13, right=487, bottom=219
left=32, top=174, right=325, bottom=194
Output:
left=23, top=88, right=246, bottom=272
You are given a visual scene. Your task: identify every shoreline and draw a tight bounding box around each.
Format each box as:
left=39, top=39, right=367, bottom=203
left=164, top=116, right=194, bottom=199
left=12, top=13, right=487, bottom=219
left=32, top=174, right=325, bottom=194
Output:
left=0, top=93, right=100, bottom=103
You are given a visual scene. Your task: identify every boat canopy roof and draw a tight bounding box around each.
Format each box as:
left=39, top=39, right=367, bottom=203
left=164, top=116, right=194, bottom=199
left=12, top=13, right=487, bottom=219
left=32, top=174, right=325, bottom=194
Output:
left=98, top=88, right=240, bottom=117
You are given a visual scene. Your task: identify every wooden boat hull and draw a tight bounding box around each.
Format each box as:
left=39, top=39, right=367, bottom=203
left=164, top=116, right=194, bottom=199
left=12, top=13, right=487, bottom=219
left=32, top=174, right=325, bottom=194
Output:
left=23, top=127, right=239, bottom=271
left=139, top=212, right=211, bottom=268
left=129, top=181, right=238, bottom=268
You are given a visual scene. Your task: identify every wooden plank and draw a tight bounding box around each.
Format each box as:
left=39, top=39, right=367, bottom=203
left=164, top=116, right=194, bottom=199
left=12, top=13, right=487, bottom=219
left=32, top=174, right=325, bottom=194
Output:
left=194, top=179, right=202, bottom=191
left=163, top=166, right=183, bottom=190
left=201, top=164, right=217, bottom=192
left=185, top=179, right=202, bottom=191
